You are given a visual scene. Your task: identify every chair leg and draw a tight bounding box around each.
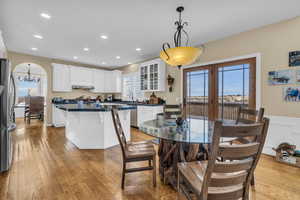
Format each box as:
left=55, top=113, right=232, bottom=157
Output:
left=152, top=155, right=156, bottom=187
left=251, top=174, right=255, bottom=186
left=177, top=169, right=181, bottom=192
left=121, top=161, right=126, bottom=189
left=178, top=170, right=193, bottom=200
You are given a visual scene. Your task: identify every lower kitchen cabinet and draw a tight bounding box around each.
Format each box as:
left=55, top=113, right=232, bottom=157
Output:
left=137, top=105, right=164, bottom=127
left=52, top=104, right=66, bottom=127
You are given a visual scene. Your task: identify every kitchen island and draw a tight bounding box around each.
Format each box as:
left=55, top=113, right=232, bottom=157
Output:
left=56, top=104, right=136, bottom=149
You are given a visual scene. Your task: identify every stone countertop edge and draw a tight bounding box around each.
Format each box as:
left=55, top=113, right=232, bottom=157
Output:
left=55, top=105, right=137, bottom=112
left=52, top=101, right=164, bottom=107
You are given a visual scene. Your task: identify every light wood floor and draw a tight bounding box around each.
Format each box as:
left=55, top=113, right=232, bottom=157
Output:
left=0, top=119, right=299, bottom=200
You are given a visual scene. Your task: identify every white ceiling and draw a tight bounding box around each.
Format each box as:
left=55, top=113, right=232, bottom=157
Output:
left=0, top=0, right=300, bottom=68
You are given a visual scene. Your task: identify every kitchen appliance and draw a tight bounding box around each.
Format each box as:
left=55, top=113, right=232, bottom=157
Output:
left=71, top=85, right=94, bottom=90
left=0, top=59, right=16, bottom=172
left=130, top=106, right=138, bottom=127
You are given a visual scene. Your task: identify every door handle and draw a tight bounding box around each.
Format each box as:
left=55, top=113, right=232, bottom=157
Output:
left=0, top=85, right=4, bottom=96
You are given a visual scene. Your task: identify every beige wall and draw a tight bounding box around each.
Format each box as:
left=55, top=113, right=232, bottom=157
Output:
left=8, top=51, right=113, bottom=125
left=119, top=16, right=300, bottom=118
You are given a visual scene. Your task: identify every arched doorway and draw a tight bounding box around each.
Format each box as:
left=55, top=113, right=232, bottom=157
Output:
left=13, top=63, right=47, bottom=120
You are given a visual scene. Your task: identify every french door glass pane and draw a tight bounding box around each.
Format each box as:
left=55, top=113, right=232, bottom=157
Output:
left=186, top=69, right=209, bottom=119
left=218, top=64, right=250, bottom=120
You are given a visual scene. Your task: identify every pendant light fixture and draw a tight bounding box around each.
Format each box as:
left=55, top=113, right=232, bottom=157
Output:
left=160, top=6, right=203, bottom=68
left=17, top=64, right=40, bottom=82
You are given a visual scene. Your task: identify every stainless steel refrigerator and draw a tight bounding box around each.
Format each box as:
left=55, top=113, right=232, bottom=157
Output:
left=0, top=58, right=16, bottom=172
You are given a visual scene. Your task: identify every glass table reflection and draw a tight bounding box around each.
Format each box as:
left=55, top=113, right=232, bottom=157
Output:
left=140, top=118, right=235, bottom=144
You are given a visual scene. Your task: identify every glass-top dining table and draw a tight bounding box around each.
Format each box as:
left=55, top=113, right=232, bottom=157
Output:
left=139, top=117, right=236, bottom=188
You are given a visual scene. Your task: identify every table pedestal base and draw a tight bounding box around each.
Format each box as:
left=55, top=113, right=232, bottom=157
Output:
left=158, top=139, right=208, bottom=189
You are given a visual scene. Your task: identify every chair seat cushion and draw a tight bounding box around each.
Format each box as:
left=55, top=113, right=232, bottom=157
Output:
left=125, top=143, right=155, bottom=159
left=129, top=140, right=153, bottom=146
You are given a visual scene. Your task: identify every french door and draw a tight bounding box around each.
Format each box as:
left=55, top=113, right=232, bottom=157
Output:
left=183, top=58, right=256, bottom=120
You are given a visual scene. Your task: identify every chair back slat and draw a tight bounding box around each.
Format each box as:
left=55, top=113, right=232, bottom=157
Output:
left=219, top=143, right=260, bottom=160
left=164, top=104, right=181, bottom=109
left=164, top=104, right=181, bottom=119
left=237, top=118, right=256, bottom=124
left=207, top=186, right=244, bottom=200
left=213, top=158, right=253, bottom=173
left=209, top=171, right=247, bottom=187
left=221, top=123, right=263, bottom=137
left=111, top=108, right=127, bottom=157
left=240, top=108, right=257, bottom=115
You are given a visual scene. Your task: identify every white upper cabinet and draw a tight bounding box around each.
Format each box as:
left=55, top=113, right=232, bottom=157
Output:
left=52, top=63, right=72, bottom=92
left=103, top=70, right=112, bottom=93
left=52, top=64, right=122, bottom=93
left=139, top=58, right=166, bottom=91
left=70, top=66, right=93, bottom=86
left=112, top=70, right=122, bottom=93
left=92, top=69, right=122, bottom=93
left=92, top=69, right=105, bottom=93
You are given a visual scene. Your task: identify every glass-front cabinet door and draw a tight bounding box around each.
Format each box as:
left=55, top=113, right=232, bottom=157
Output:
left=139, top=59, right=165, bottom=92
left=140, top=66, right=148, bottom=90
left=149, top=63, right=158, bottom=90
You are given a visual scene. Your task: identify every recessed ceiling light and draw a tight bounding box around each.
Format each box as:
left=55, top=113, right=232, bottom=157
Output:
left=73, top=56, right=78, bottom=60
left=116, top=56, right=120, bottom=59
left=40, top=13, right=51, bottom=19
left=100, top=35, right=108, bottom=39
left=128, top=62, right=132, bottom=64
left=83, top=47, right=89, bottom=51
left=136, top=48, right=141, bottom=51
left=102, top=62, right=106, bottom=65
left=33, top=34, right=43, bottom=39
left=31, top=47, right=38, bottom=51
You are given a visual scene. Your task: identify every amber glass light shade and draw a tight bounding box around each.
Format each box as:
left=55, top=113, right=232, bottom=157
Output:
left=160, top=46, right=202, bottom=67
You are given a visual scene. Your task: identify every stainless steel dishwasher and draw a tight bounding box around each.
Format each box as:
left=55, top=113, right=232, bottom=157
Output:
left=130, top=106, right=138, bottom=127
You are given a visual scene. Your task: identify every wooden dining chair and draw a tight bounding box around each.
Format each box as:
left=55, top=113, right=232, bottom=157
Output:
left=236, top=106, right=264, bottom=124
left=235, top=106, right=265, bottom=186
left=111, top=108, right=157, bottom=189
left=164, top=104, right=182, bottom=119
left=24, top=96, right=30, bottom=120
left=233, top=106, right=265, bottom=145
left=178, top=118, right=270, bottom=200
left=24, top=96, right=45, bottom=124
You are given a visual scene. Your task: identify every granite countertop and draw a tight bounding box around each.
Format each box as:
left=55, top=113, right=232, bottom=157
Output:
left=55, top=103, right=136, bottom=112
left=114, top=101, right=164, bottom=106
left=52, top=100, right=164, bottom=107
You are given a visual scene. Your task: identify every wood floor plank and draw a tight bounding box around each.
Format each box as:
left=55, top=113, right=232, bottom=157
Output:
left=0, top=119, right=299, bottom=200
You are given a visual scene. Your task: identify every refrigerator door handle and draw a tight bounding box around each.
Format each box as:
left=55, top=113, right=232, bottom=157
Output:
left=0, top=85, right=4, bottom=96
left=10, top=74, right=16, bottom=107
